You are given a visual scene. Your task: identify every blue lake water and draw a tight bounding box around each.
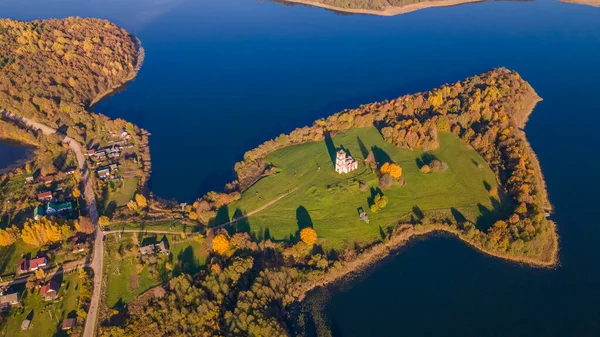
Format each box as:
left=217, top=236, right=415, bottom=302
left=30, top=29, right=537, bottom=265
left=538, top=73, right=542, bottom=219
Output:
left=0, top=141, right=33, bottom=174
left=1, top=0, right=599, bottom=335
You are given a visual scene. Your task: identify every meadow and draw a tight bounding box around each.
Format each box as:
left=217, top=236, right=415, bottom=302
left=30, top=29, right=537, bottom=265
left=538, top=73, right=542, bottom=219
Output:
left=226, top=127, right=504, bottom=250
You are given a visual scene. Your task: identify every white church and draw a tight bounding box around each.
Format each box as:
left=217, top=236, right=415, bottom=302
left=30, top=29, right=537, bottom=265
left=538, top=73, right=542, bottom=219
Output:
left=335, top=149, right=358, bottom=174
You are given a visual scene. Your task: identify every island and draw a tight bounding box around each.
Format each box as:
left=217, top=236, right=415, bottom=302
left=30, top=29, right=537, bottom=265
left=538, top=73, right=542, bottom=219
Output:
left=273, top=0, right=484, bottom=16
left=0, top=18, right=557, bottom=337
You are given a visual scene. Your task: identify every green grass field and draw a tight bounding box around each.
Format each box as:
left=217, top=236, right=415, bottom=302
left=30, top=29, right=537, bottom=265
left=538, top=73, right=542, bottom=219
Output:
left=103, top=233, right=208, bottom=308
left=107, top=178, right=137, bottom=207
left=1, top=272, right=81, bottom=337
left=107, top=220, right=195, bottom=234
left=226, top=127, right=503, bottom=250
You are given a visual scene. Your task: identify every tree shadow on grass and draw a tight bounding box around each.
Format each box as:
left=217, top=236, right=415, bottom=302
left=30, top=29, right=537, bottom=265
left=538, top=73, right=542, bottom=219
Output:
left=173, top=246, right=200, bottom=277
left=416, top=152, right=438, bottom=168
left=368, top=187, right=383, bottom=206
left=476, top=197, right=512, bottom=231
left=324, top=132, right=337, bottom=166
left=294, top=206, right=313, bottom=242
left=212, top=205, right=230, bottom=226
left=231, top=208, right=250, bottom=236
left=357, top=137, right=369, bottom=159
left=371, top=146, right=391, bottom=166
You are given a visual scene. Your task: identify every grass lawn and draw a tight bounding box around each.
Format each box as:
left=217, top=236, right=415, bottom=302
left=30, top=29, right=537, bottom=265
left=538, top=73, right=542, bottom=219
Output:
left=226, top=127, right=505, bottom=250
left=107, top=220, right=196, bottom=234
left=103, top=233, right=161, bottom=308
left=103, top=234, right=208, bottom=308
left=1, top=272, right=81, bottom=337
left=106, top=178, right=137, bottom=207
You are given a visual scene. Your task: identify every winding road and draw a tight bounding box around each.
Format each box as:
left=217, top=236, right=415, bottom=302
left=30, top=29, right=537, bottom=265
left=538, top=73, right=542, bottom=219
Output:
left=1, top=109, right=297, bottom=336
left=0, top=110, right=101, bottom=337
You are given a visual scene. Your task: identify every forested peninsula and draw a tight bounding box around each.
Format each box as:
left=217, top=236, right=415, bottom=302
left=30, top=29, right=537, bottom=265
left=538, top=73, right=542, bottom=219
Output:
left=274, top=0, right=483, bottom=16
left=0, top=17, right=559, bottom=337
left=100, top=68, right=558, bottom=337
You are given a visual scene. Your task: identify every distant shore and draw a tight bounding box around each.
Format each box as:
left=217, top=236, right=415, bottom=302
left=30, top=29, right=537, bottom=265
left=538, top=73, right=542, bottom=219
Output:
left=281, top=0, right=483, bottom=16
left=560, top=0, right=600, bottom=7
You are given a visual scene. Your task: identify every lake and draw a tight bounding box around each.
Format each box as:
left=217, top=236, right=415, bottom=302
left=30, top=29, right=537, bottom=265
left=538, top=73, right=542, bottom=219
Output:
left=0, top=141, right=34, bottom=175
left=1, top=0, right=599, bottom=335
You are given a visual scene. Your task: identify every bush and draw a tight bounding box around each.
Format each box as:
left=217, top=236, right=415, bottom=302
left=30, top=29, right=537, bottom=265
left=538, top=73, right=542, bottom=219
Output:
left=379, top=173, right=393, bottom=190
left=420, top=165, right=431, bottom=173
left=429, top=160, right=448, bottom=172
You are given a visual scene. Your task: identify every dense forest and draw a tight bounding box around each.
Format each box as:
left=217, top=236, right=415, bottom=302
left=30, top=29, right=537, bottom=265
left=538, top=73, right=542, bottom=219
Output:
left=0, top=17, right=140, bottom=144
left=104, top=68, right=556, bottom=336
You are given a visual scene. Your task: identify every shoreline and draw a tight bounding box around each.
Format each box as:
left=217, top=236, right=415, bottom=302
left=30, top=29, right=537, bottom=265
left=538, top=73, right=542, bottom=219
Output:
left=280, top=0, right=484, bottom=16
left=297, top=222, right=558, bottom=302
left=295, top=82, right=558, bottom=304
left=560, top=0, right=600, bottom=6
left=89, top=36, right=145, bottom=108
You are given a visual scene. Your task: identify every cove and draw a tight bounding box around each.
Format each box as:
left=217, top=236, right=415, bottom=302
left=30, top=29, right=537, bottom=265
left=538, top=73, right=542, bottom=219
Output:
left=0, top=0, right=599, bottom=335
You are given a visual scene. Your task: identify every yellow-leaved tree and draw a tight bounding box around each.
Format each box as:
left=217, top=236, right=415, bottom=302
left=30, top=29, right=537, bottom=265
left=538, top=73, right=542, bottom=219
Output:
left=380, top=162, right=402, bottom=179
left=300, top=227, right=317, bottom=246
left=135, top=194, right=147, bottom=209
left=0, top=226, right=20, bottom=246
left=21, top=218, right=62, bottom=247
left=212, top=234, right=230, bottom=255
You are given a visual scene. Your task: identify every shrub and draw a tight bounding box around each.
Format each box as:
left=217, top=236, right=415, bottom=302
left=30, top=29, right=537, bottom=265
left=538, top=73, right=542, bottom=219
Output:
left=420, top=165, right=431, bottom=173
left=379, top=173, right=393, bottom=190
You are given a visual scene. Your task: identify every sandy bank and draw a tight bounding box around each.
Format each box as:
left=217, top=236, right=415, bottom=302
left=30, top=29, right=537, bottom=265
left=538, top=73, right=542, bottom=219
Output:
left=560, top=0, right=600, bottom=7
left=281, top=0, right=483, bottom=16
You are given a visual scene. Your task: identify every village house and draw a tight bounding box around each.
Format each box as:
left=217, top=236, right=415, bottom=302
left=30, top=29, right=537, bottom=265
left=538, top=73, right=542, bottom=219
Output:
left=139, top=244, right=155, bottom=255
left=64, top=167, right=76, bottom=175
left=40, top=280, right=60, bottom=301
left=17, top=257, right=48, bottom=274
left=29, top=257, right=48, bottom=271
left=25, top=176, right=34, bottom=184
left=86, top=149, right=96, bottom=156
left=61, top=318, right=76, bottom=331
left=120, top=129, right=130, bottom=139
left=39, top=175, right=54, bottom=185
left=335, top=149, right=358, bottom=174
left=45, top=202, right=72, bottom=216
left=156, top=240, right=170, bottom=255
left=0, top=292, right=20, bottom=312
left=37, top=191, right=53, bottom=202
left=72, top=243, right=86, bottom=253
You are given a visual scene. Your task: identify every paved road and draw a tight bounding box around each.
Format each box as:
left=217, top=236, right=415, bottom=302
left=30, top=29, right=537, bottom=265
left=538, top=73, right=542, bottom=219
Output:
left=1, top=110, right=101, bottom=337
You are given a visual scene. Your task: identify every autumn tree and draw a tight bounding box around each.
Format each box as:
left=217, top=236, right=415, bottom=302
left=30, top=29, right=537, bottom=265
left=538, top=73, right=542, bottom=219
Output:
left=72, top=187, right=81, bottom=199
left=212, top=234, right=231, bottom=255
left=380, top=162, right=402, bottom=179
left=0, top=226, right=19, bottom=246
left=98, top=216, right=110, bottom=228
left=300, top=227, right=317, bottom=246
left=135, top=194, right=147, bottom=209
left=21, top=219, right=62, bottom=247
left=379, top=173, right=393, bottom=190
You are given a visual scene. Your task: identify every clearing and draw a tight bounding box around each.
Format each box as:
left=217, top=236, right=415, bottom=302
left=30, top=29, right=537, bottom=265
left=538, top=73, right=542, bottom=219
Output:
left=226, top=127, right=505, bottom=250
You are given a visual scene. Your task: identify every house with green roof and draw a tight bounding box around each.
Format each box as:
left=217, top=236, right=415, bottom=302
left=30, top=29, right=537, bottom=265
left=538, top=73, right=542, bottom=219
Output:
left=46, top=202, right=72, bottom=215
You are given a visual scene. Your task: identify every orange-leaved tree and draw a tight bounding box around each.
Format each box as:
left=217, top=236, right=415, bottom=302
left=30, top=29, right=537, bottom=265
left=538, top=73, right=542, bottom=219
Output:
left=380, top=162, right=402, bottom=179
left=300, top=227, right=317, bottom=246
left=212, top=234, right=230, bottom=255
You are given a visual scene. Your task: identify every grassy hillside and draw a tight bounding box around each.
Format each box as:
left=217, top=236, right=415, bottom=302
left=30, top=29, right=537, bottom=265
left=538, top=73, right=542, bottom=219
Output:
left=226, top=127, right=504, bottom=250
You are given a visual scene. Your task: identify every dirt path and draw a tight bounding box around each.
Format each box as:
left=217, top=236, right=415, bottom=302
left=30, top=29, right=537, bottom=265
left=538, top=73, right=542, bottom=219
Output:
left=104, top=229, right=185, bottom=236
left=0, top=257, right=88, bottom=287
left=212, top=188, right=298, bottom=230
left=0, top=110, right=101, bottom=337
